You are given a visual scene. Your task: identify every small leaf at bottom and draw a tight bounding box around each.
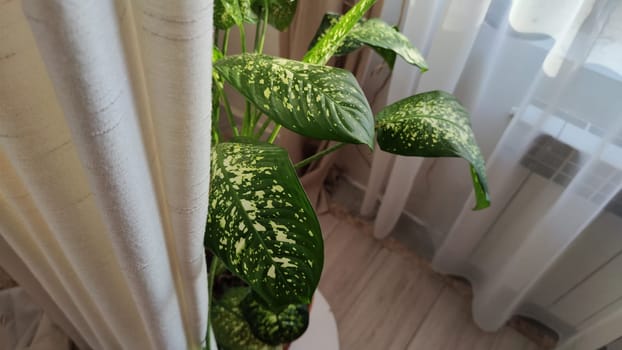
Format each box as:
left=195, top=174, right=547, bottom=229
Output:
left=241, top=292, right=309, bottom=346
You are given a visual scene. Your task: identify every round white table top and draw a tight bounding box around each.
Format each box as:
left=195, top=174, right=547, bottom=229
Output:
left=289, top=291, right=339, bottom=350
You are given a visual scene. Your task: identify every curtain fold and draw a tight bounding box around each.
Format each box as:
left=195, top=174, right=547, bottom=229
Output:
left=0, top=235, right=85, bottom=349
left=434, top=3, right=622, bottom=346
left=355, top=0, right=622, bottom=348
left=362, top=0, right=491, bottom=238
left=0, top=0, right=211, bottom=348
left=129, top=0, right=212, bottom=343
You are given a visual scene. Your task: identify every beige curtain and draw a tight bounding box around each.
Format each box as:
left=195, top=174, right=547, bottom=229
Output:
left=277, top=0, right=385, bottom=212
left=0, top=0, right=211, bottom=349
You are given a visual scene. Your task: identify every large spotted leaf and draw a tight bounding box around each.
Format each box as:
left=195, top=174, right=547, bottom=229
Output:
left=310, top=13, right=427, bottom=71
left=214, top=54, right=374, bottom=147
left=214, top=0, right=257, bottom=30
left=211, top=287, right=279, bottom=350
left=206, top=141, right=323, bottom=310
left=376, top=91, right=490, bottom=210
left=252, top=0, right=298, bottom=31
left=241, top=292, right=309, bottom=345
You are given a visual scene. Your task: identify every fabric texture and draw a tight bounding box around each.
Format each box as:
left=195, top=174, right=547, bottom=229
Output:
left=352, top=0, right=622, bottom=348
left=0, top=287, right=72, bottom=350
left=0, top=0, right=212, bottom=349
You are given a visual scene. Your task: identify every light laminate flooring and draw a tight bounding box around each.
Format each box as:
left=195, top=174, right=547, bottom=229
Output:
left=317, top=210, right=542, bottom=350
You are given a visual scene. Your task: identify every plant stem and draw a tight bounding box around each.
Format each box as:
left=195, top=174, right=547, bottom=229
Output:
left=248, top=2, right=269, bottom=135
left=238, top=24, right=247, bottom=53
left=212, top=85, right=222, bottom=145
left=217, top=29, right=237, bottom=138
left=255, top=117, right=272, bottom=138
left=241, top=18, right=254, bottom=136
left=294, top=142, right=346, bottom=169
left=206, top=257, right=219, bottom=350
left=221, top=92, right=239, bottom=137
left=211, top=109, right=221, bottom=144
left=253, top=11, right=263, bottom=52
left=211, top=128, right=220, bottom=145
left=242, top=101, right=252, bottom=136
left=222, top=29, right=230, bottom=54
left=256, top=0, right=269, bottom=53
left=267, top=125, right=282, bottom=144
left=250, top=110, right=262, bottom=132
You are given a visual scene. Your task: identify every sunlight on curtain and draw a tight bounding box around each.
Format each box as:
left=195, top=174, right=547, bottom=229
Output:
left=509, top=0, right=596, bottom=76
left=358, top=0, right=622, bottom=348
left=361, top=0, right=492, bottom=237
left=0, top=0, right=211, bottom=348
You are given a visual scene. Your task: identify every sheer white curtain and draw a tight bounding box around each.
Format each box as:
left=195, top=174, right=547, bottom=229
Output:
left=0, top=0, right=211, bottom=349
left=360, top=0, right=622, bottom=348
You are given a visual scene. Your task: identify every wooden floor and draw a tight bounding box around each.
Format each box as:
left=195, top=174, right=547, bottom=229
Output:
left=317, top=210, right=542, bottom=350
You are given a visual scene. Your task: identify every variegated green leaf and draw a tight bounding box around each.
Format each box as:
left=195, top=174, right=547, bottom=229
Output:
left=212, top=287, right=280, bottom=350
left=241, top=292, right=309, bottom=345
left=310, top=13, right=427, bottom=71
left=376, top=91, right=490, bottom=209
left=303, top=0, right=377, bottom=65
left=206, top=140, right=323, bottom=310
left=252, top=0, right=298, bottom=31
left=214, top=0, right=258, bottom=30
left=308, top=13, right=363, bottom=56
left=214, top=54, right=374, bottom=147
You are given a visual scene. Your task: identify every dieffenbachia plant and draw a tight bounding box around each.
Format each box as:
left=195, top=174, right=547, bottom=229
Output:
left=206, top=0, right=490, bottom=348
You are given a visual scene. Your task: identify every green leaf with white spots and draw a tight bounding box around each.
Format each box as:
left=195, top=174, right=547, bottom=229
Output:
left=206, top=140, right=324, bottom=310
left=212, top=287, right=281, bottom=350
left=303, top=0, right=377, bottom=65
left=241, top=292, right=309, bottom=345
left=252, top=0, right=298, bottom=31
left=214, top=0, right=258, bottom=30
left=214, top=54, right=374, bottom=147
left=376, top=90, right=490, bottom=210
left=347, top=18, right=427, bottom=71
left=308, top=13, right=364, bottom=57
left=310, top=13, right=427, bottom=71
